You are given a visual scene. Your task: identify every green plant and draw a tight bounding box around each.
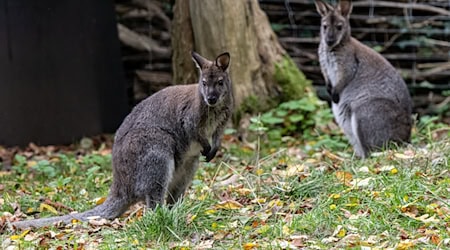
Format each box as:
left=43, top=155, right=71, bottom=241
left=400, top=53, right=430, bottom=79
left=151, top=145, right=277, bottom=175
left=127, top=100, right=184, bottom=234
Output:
left=252, top=94, right=347, bottom=153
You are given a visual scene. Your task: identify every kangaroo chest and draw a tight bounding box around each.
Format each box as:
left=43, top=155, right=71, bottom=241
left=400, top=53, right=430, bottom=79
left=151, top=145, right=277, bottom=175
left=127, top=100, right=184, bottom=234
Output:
left=319, top=50, right=341, bottom=87
left=184, top=113, right=223, bottom=158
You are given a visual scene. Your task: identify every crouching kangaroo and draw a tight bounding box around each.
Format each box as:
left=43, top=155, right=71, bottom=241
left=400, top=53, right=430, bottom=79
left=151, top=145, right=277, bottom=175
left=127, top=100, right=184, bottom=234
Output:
left=12, top=51, right=233, bottom=229
left=315, top=0, right=413, bottom=158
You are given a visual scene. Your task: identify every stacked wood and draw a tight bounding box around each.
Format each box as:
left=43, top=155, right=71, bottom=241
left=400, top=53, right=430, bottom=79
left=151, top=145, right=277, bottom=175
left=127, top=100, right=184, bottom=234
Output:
left=259, top=0, right=450, bottom=117
left=115, top=0, right=173, bottom=105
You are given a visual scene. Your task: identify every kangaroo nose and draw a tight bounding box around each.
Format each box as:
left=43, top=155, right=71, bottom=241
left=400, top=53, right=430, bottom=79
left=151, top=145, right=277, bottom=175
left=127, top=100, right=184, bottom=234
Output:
left=207, top=96, right=218, bottom=105
left=326, top=39, right=336, bottom=47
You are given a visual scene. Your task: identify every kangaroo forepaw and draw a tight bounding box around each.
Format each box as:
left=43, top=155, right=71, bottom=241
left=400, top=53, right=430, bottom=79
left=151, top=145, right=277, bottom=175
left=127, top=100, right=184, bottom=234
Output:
left=204, top=147, right=218, bottom=162
left=332, top=91, right=340, bottom=103
left=201, top=144, right=211, bottom=157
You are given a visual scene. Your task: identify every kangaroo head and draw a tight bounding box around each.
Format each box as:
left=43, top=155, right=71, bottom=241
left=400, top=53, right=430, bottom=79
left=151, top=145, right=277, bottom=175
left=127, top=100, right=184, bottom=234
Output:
left=315, top=0, right=352, bottom=49
left=192, top=51, right=231, bottom=107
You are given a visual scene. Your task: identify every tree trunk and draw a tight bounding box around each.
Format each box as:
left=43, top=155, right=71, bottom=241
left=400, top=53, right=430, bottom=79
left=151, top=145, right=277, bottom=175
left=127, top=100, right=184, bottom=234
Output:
left=172, top=0, right=312, bottom=112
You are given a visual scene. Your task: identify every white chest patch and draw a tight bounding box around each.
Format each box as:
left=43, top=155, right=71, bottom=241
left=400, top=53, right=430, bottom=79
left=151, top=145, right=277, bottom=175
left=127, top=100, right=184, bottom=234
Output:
left=322, top=53, right=340, bottom=87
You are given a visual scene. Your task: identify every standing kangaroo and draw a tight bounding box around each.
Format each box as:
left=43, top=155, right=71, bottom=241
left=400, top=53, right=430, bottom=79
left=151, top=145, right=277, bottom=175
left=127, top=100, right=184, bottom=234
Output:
left=315, top=0, right=413, bottom=158
left=12, top=51, right=233, bottom=229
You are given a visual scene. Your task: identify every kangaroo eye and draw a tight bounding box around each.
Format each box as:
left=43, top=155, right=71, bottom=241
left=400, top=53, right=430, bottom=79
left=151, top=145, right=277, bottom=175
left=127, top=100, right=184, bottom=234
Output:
left=323, top=24, right=328, bottom=30
left=202, top=80, right=207, bottom=86
left=336, top=24, right=343, bottom=31
left=218, top=79, right=224, bottom=86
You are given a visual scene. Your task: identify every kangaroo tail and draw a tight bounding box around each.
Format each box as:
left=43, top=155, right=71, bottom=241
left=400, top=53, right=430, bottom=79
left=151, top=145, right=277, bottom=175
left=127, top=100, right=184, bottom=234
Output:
left=11, top=196, right=129, bottom=229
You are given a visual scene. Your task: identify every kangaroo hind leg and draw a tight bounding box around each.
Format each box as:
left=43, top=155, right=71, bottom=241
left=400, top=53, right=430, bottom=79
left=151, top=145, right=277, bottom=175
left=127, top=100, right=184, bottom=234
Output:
left=166, top=156, right=199, bottom=205
left=135, top=150, right=175, bottom=209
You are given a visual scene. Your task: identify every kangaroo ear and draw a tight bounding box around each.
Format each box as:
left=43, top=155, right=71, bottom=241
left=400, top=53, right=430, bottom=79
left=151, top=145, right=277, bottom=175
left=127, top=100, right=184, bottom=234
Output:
left=191, top=51, right=210, bottom=70
left=338, top=0, right=353, bottom=18
left=315, top=0, right=332, bottom=16
left=215, top=52, right=230, bottom=71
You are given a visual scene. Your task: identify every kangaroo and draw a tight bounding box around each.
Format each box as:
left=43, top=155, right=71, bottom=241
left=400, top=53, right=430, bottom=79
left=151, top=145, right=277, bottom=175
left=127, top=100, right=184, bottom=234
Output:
left=315, top=0, right=413, bottom=158
left=11, top=51, right=233, bottom=229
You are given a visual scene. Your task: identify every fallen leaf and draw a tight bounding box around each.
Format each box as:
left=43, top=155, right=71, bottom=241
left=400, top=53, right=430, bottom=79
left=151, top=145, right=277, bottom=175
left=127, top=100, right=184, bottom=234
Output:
left=27, top=160, right=37, bottom=167
left=379, top=165, right=395, bottom=172
left=95, top=197, right=107, bottom=205
left=335, top=171, right=353, bottom=186
left=243, top=242, right=258, bottom=250
left=39, top=203, right=58, bottom=215
left=197, top=240, right=214, bottom=249
left=284, top=164, right=305, bottom=177
left=394, top=152, right=414, bottom=159
left=350, top=177, right=374, bottom=187
left=431, top=234, right=441, bottom=245
left=235, top=188, right=253, bottom=196
left=214, top=200, right=243, bottom=210
left=397, top=240, right=416, bottom=250
left=88, top=218, right=109, bottom=226
left=10, top=229, right=30, bottom=240
left=332, top=225, right=347, bottom=238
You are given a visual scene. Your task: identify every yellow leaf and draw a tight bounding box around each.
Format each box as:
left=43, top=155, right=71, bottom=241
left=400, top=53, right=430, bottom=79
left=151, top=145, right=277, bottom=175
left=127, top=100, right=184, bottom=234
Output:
left=332, top=225, right=347, bottom=238
left=39, top=203, right=58, bottom=214
left=397, top=240, right=415, bottom=250
left=197, top=193, right=207, bottom=201
left=251, top=198, right=266, bottom=204
left=256, top=169, right=264, bottom=176
left=243, top=242, right=259, bottom=250
left=214, top=200, right=243, bottom=210
left=10, top=229, right=30, bottom=240
left=403, top=195, right=409, bottom=202
left=335, top=171, right=353, bottom=186
left=236, top=188, right=253, bottom=196
left=282, top=225, right=291, bottom=235
left=27, top=161, right=37, bottom=167
left=205, top=209, right=216, bottom=215
left=330, top=204, right=337, bottom=210
left=95, top=196, right=107, bottom=205
left=187, top=214, right=197, bottom=223
left=330, top=193, right=341, bottom=199
left=268, top=199, right=283, bottom=207
left=337, top=228, right=347, bottom=238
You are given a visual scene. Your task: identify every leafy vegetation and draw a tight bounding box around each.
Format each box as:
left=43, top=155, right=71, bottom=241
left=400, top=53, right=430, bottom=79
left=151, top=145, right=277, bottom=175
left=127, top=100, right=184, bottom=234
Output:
left=1, top=103, right=449, bottom=249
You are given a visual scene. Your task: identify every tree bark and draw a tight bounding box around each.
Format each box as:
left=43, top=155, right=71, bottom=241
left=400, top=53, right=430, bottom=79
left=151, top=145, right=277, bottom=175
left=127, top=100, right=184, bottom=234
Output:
left=172, top=0, right=307, bottom=110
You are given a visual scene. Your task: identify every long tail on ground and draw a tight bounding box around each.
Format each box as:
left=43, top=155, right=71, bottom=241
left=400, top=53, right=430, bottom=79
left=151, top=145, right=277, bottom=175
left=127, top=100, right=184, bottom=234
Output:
left=11, top=196, right=128, bottom=229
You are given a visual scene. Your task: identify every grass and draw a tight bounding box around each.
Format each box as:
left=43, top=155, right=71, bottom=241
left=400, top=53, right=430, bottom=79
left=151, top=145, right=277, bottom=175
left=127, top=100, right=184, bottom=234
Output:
left=1, top=117, right=449, bottom=249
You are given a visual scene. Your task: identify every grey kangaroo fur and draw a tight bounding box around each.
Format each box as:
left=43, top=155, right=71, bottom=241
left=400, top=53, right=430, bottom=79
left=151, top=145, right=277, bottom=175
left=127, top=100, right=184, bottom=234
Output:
left=12, top=51, right=233, bottom=229
left=315, top=0, right=413, bottom=158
